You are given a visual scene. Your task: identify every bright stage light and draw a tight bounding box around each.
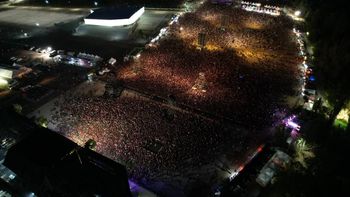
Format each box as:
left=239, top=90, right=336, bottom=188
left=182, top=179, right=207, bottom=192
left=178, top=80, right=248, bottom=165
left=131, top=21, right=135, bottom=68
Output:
left=283, top=115, right=301, bottom=131
left=294, top=10, right=301, bottom=16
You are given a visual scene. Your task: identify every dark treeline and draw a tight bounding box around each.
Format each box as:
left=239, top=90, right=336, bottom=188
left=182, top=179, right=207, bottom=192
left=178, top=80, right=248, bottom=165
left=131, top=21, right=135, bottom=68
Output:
left=261, top=1, right=350, bottom=196
left=294, top=0, right=350, bottom=123
left=262, top=112, right=350, bottom=197
left=15, top=0, right=185, bottom=8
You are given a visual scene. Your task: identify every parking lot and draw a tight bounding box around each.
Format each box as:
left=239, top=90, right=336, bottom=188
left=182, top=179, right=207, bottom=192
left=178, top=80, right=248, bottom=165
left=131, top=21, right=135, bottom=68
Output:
left=0, top=6, right=176, bottom=58
left=0, top=8, right=85, bottom=27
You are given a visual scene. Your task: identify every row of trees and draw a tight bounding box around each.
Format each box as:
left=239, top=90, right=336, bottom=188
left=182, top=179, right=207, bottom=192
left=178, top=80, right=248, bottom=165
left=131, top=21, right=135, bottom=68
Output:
left=264, top=113, right=350, bottom=197
left=17, top=0, right=185, bottom=8
left=293, top=0, right=350, bottom=124
left=263, top=2, right=350, bottom=196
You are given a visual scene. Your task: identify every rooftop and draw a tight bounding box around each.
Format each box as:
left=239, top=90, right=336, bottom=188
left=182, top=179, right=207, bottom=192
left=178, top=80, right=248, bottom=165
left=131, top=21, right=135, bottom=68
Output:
left=4, top=127, right=132, bottom=197
left=86, top=6, right=143, bottom=20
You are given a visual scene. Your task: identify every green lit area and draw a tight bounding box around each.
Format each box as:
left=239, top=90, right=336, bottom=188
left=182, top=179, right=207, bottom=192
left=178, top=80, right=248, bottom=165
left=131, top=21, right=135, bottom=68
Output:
left=334, top=108, right=349, bottom=129
left=334, top=119, right=348, bottom=129
left=0, top=78, right=9, bottom=91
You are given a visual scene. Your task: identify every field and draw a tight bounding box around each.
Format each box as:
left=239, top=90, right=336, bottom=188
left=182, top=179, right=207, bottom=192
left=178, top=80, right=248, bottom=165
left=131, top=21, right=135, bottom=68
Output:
left=0, top=8, right=85, bottom=27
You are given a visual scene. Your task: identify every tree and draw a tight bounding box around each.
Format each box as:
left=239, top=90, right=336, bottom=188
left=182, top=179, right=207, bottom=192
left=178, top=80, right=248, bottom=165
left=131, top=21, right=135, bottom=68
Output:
left=263, top=117, right=350, bottom=197
left=302, top=0, right=350, bottom=124
left=293, top=138, right=315, bottom=169
left=36, top=116, right=48, bottom=128
left=84, top=139, right=96, bottom=150
left=13, top=104, right=22, bottom=114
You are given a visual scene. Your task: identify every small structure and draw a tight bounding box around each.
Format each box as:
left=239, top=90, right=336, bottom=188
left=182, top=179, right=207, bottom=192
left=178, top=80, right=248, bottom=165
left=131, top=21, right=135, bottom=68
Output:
left=0, top=66, right=24, bottom=89
left=198, top=32, right=206, bottom=49
left=256, top=150, right=291, bottom=187
left=108, top=57, right=117, bottom=65
left=0, top=68, right=13, bottom=80
left=192, top=72, right=207, bottom=92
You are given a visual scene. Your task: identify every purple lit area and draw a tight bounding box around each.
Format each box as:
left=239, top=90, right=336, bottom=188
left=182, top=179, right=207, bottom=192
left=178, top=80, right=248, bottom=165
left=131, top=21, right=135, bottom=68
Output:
left=129, top=180, right=157, bottom=197
left=283, top=115, right=301, bottom=131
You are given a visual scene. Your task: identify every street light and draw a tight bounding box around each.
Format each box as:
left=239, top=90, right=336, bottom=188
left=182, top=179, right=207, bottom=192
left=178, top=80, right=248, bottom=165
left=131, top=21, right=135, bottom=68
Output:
left=294, top=10, right=301, bottom=17
left=27, top=192, right=35, bottom=197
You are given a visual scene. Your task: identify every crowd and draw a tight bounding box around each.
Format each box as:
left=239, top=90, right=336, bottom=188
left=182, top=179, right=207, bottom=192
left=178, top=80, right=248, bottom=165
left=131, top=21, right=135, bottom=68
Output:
left=43, top=2, right=301, bottom=195
left=116, top=2, right=300, bottom=128
left=47, top=89, right=260, bottom=194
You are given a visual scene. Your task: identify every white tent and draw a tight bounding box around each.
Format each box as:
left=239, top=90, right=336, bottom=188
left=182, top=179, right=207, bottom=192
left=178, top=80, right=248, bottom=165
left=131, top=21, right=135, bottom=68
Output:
left=0, top=68, right=13, bottom=80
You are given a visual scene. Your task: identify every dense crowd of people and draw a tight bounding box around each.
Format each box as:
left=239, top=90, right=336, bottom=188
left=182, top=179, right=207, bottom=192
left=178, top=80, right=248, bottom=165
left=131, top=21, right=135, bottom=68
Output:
left=43, top=2, right=301, bottom=196
left=47, top=88, right=261, bottom=195
left=116, top=2, right=300, bottom=128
